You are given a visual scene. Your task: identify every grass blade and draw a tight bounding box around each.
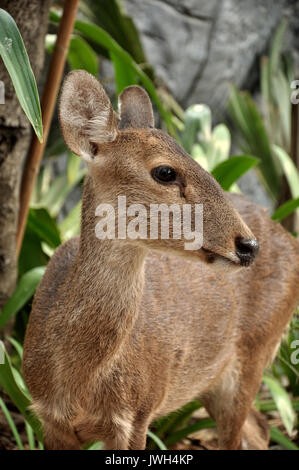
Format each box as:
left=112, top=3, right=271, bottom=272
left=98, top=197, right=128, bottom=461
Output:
left=147, top=430, right=167, bottom=450
left=0, top=348, right=42, bottom=441
left=0, top=396, right=24, bottom=449
left=165, top=418, right=215, bottom=447
left=270, top=426, right=298, bottom=450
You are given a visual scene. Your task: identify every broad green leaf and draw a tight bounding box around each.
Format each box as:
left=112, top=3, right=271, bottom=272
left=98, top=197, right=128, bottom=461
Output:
left=211, top=155, right=259, bottom=191
left=271, top=198, right=299, bottom=222
left=0, top=9, right=43, bottom=141
left=0, top=266, right=45, bottom=329
left=27, top=208, right=61, bottom=248
left=263, top=374, right=296, bottom=436
left=110, top=50, right=138, bottom=95
left=68, top=35, right=98, bottom=76
left=46, top=33, right=98, bottom=77
left=18, top=228, right=48, bottom=276
left=0, top=348, right=42, bottom=441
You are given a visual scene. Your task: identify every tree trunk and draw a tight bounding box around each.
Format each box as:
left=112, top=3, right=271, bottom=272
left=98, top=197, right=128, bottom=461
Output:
left=0, top=0, right=52, bottom=315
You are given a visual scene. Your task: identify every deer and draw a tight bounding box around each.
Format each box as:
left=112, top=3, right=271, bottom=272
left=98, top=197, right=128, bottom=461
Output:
left=23, top=70, right=299, bottom=450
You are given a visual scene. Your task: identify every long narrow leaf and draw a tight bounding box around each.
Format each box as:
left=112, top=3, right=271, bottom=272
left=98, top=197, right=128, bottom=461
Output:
left=211, top=155, right=259, bottom=191
left=0, top=9, right=43, bottom=141
left=263, top=374, right=296, bottom=436
left=147, top=430, right=167, bottom=450
left=270, top=426, right=298, bottom=450
left=272, top=145, right=299, bottom=199
left=272, top=198, right=299, bottom=222
left=0, top=348, right=42, bottom=441
left=0, top=396, right=24, bottom=449
left=165, top=418, right=215, bottom=446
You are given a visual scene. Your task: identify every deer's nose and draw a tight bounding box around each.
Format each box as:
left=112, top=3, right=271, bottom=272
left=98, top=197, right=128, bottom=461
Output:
left=235, top=237, right=259, bottom=266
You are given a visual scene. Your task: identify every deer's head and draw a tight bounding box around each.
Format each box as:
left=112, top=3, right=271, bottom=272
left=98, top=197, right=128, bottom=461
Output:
left=59, top=70, right=258, bottom=270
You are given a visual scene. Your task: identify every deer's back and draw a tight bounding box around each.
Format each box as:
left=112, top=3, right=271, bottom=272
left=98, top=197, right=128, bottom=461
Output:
left=23, top=194, right=299, bottom=419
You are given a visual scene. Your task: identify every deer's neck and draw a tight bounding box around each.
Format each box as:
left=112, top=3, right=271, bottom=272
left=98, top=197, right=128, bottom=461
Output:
left=69, top=176, right=146, bottom=366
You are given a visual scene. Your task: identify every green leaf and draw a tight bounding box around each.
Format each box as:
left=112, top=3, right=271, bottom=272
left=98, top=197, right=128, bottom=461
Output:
left=0, top=9, right=43, bottom=141
left=50, top=10, right=174, bottom=134
left=0, top=347, right=43, bottom=441
left=59, top=200, right=81, bottom=241
left=272, top=145, right=299, bottom=199
left=67, top=151, right=82, bottom=184
left=191, top=144, right=209, bottom=171
left=0, top=396, right=24, bottom=449
left=110, top=50, right=138, bottom=95
left=68, top=35, right=98, bottom=76
left=208, top=124, right=231, bottom=169
left=263, top=374, right=296, bottom=436
left=229, top=87, right=280, bottom=199
left=271, top=198, right=299, bottom=222
left=147, top=430, right=167, bottom=450
left=0, top=266, right=45, bottom=329
left=181, top=104, right=211, bottom=154
left=27, top=208, right=61, bottom=248
left=165, top=418, right=215, bottom=447
left=18, top=228, right=48, bottom=276
left=211, top=155, right=259, bottom=191
left=270, top=426, right=298, bottom=450
left=38, top=169, right=86, bottom=217
left=154, top=400, right=202, bottom=440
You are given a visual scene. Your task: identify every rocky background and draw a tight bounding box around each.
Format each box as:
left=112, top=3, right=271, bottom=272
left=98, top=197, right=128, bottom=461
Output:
left=119, top=0, right=298, bottom=209
left=123, top=0, right=298, bottom=116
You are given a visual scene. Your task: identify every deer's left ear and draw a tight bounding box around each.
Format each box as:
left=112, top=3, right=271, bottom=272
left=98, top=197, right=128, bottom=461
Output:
left=59, top=70, right=119, bottom=162
left=118, top=86, right=155, bottom=130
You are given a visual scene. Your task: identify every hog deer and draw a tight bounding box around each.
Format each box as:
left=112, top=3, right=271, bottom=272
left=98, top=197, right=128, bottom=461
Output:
left=23, top=70, right=299, bottom=450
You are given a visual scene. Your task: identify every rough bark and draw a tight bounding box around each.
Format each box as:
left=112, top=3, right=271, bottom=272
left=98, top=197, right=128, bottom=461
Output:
left=0, top=0, right=52, bottom=312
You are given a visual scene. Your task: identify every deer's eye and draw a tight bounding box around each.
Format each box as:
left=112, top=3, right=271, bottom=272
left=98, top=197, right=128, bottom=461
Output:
left=152, top=166, right=176, bottom=183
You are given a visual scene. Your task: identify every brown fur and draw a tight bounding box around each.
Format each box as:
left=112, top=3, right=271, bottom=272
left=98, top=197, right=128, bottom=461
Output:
left=23, top=71, right=299, bottom=450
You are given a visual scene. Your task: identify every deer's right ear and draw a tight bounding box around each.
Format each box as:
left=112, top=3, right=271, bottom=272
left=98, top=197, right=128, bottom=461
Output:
left=59, top=70, right=118, bottom=162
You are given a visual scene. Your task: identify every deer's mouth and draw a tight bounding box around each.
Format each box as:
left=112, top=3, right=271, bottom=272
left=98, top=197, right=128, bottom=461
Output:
left=201, top=248, right=242, bottom=271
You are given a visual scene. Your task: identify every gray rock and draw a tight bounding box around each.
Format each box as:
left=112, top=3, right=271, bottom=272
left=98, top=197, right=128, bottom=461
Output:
left=124, top=0, right=286, bottom=111
left=124, top=0, right=213, bottom=102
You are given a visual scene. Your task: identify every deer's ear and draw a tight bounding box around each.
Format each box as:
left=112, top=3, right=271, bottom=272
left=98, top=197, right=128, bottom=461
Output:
left=118, top=86, right=154, bottom=130
left=59, top=70, right=118, bottom=161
